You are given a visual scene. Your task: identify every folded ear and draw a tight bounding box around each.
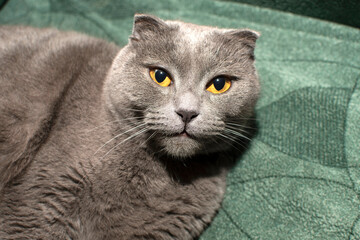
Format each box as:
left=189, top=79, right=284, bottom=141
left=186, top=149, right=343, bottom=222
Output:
left=130, top=14, right=168, bottom=41
left=224, top=29, right=260, bottom=48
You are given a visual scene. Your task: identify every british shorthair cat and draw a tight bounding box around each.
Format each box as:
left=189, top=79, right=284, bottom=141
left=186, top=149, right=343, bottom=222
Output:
left=0, top=14, right=260, bottom=239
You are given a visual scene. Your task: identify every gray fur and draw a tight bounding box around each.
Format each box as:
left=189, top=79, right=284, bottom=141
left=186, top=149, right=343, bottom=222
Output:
left=0, top=14, right=260, bottom=239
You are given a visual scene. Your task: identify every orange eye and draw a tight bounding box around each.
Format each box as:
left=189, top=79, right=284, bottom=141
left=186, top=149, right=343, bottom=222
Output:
left=149, top=69, right=172, bottom=87
left=206, top=77, right=231, bottom=94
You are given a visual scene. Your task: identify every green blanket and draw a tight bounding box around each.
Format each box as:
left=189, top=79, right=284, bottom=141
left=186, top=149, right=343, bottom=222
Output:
left=1, top=0, right=359, bottom=239
left=219, top=0, right=360, bottom=28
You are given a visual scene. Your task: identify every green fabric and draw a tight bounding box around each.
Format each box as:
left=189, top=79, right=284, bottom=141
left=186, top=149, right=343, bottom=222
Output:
left=0, top=0, right=7, bottom=9
left=219, top=0, right=360, bottom=28
left=1, top=0, right=359, bottom=239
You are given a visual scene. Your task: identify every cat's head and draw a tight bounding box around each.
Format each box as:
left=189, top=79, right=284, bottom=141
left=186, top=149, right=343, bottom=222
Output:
left=105, top=14, right=260, bottom=158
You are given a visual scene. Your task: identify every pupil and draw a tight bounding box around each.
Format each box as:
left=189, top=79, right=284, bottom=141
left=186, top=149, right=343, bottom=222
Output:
left=213, top=78, right=225, bottom=91
left=155, top=69, right=167, bottom=83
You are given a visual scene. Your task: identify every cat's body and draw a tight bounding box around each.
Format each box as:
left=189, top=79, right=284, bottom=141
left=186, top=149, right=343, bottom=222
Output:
left=0, top=15, right=259, bottom=239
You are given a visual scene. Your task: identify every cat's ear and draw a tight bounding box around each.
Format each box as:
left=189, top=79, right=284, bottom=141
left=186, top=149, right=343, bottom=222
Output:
left=130, top=14, right=168, bottom=41
left=224, top=29, right=260, bottom=49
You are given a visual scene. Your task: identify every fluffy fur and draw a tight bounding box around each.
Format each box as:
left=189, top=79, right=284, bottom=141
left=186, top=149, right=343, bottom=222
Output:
left=0, top=15, right=260, bottom=239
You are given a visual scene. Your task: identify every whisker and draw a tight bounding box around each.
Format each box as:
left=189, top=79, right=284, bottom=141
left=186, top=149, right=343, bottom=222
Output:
left=92, top=122, right=147, bottom=156
left=218, top=133, right=239, bottom=146
left=220, top=131, right=255, bottom=151
left=219, top=131, right=269, bottom=161
left=122, top=107, right=145, bottom=112
left=209, top=137, right=229, bottom=154
left=216, top=134, right=244, bottom=153
left=225, top=122, right=256, bottom=130
left=86, top=120, right=120, bottom=132
left=223, top=127, right=269, bottom=158
left=217, top=134, right=260, bottom=161
left=86, top=117, right=145, bottom=132
left=210, top=136, right=241, bottom=161
left=224, top=128, right=252, bottom=142
left=75, top=124, right=149, bottom=190
left=226, top=116, right=257, bottom=121
left=217, top=133, right=265, bottom=162
left=99, top=127, right=149, bottom=161
left=140, top=131, right=158, bottom=147
left=225, top=124, right=250, bottom=134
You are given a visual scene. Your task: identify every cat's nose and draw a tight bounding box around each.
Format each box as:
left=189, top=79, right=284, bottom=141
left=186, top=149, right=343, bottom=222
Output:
left=176, top=110, right=199, bottom=123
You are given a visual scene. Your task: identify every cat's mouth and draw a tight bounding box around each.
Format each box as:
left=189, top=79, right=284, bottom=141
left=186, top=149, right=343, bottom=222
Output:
left=175, top=129, right=191, bottom=138
left=178, top=130, right=190, bottom=138
left=160, top=128, right=201, bottom=158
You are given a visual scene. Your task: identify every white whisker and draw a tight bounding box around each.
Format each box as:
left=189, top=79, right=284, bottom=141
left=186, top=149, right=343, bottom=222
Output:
left=122, top=107, right=145, bottom=112
left=225, top=124, right=250, bottom=134
left=93, top=122, right=147, bottom=156
left=224, top=128, right=252, bottom=142
left=216, top=134, right=244, bottom=153
left=226, top=116, right=256, bottom=121
left=225, top=122, right=256, bottom=130
left=99, top=127, right=149, bottom=161
left=86, top=117, right=145, bottom=132
left=219, top=130, right=269, bottom=161
left=140, top=131, right=158, bottom=147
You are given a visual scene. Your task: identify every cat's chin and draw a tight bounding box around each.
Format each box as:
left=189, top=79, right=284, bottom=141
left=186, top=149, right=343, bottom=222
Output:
left=160, top=135, right=202, bottom=159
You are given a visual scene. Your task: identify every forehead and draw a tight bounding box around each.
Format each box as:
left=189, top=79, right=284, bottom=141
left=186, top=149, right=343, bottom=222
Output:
left=167, top=22, right=217, bottom=76
left=169, top=21, right=224, bottom=61
left=168, top=21, right=215, bottom=46
left=135, top=21, right=249, bottom=79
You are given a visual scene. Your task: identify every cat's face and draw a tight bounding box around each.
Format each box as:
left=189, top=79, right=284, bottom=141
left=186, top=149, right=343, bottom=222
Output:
left=105, top=15, right=260, bottom=158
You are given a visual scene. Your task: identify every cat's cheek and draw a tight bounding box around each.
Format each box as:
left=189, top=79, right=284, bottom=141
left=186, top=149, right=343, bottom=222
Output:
left=207, top=83, right=257, bottom=118
left=140, top=83, right=172, bottom=107
left=206, top=93, right=236, bottom=117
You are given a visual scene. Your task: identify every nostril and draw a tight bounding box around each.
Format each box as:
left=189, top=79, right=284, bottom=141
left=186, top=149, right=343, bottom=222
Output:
left=176, top=111, right=184, bottom=119
left=190, top=113, right=199, bottom=120
left=176, top=110, right=199, bottom=123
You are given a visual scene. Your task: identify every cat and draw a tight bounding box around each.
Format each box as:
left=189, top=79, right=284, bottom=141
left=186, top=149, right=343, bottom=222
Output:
left=0, top=14, right=260, bottom=239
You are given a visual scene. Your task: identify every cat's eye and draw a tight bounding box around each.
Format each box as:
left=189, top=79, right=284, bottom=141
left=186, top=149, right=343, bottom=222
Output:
left=206, top=77, right=231, bottom=94
left=149, top=69, right=172, bottom=87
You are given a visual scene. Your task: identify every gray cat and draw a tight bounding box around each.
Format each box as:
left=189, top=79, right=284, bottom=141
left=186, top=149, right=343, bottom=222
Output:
left=0, top=14, right=260, bottom=239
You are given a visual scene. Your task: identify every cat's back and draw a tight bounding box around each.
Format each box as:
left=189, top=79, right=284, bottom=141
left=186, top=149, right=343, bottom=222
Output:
left=0, top=26, right=119, bottom=189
